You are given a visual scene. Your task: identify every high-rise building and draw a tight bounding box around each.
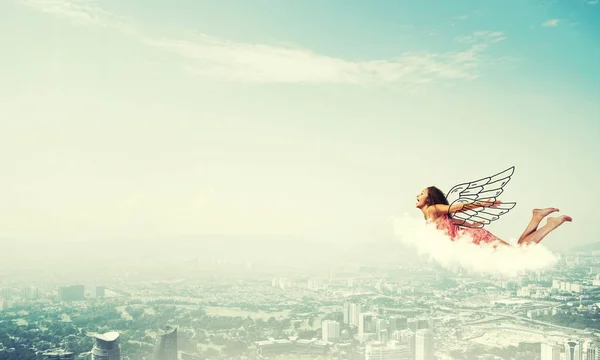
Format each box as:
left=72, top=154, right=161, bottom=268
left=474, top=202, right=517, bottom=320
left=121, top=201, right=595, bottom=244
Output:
left=20, top=286, right=39, bottom=300
left=564, top=339, right=583, bottom=360
left=58, top=285, right=85, bottom=301
left=95, top=286, right=106, bottom=298
left=343, top=303, right=350, bottom=324
left=415, top=329, right=434, bottom=360
left=42, top=349, right=75, bottom=359
left=376, top=319, right=387, bottom=342
left=417, top=319, right=429, bottom=330
left=321, top=320, right=340, bottom=342
left=348, top=303, right=365, bottom=327
left=378, top=329, right=388, bottom=343
left=365, top=341, right=411, bottom=360
left=399, top=329, right=416, bottom=359
left=388, top=315, right=407, bottom=333
left=407, top=319, right=418, bottom=332
left=153, top=325, right=178, bottom=360
left=584, top=340, right=600, bottom=360
left=91, top=332, right=121, bottom=360
left=359, top=312, right=376, bottom=337
left=541, top=342, right=562, bottom=360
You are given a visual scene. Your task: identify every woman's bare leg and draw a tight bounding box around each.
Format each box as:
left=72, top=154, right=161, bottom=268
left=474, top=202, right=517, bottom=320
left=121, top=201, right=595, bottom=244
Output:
left=518, top=208, right=559, bottom=243
left=518, top=215, right=572, bottom=245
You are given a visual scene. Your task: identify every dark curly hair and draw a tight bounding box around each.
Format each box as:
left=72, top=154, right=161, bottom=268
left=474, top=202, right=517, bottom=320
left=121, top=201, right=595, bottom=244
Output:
left=425, top=186, right=449, bottom=206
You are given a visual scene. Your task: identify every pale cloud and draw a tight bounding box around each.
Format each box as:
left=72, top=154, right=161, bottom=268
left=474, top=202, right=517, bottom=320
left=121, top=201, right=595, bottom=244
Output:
left=542, top=19, right=560, bottom=27
left=588, top=0, right=599, bottom=5
left=455, top=31, right=506, bottom=44
left=143, top=35, right=499, bottom=85
left=21, top=0, right=137, bottom=34
left=22, top=0, right=507, bottom=86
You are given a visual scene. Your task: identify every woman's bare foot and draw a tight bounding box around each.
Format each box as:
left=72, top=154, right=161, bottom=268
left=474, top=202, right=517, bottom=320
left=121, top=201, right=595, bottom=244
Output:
left=533, top=208, right=559, bottom=219
left=546, top=215, right=573, bottom=229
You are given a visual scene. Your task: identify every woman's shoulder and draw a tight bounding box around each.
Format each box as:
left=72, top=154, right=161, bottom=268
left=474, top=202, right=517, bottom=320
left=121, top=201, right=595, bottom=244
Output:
left=425, top=206, right=448, bottom=224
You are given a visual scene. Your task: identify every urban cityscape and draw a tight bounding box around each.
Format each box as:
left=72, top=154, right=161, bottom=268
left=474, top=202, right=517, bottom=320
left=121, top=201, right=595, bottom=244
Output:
left=2, top=239, right=600, bottom=360
left=2, top=0, right=599, bottom=359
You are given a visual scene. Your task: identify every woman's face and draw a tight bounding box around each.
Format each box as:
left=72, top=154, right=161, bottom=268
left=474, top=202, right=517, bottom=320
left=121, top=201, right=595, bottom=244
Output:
left=416, top=188, right=429, bottom=209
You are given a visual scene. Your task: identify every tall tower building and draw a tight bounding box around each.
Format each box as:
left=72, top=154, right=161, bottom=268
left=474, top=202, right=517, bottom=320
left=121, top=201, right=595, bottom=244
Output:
left=399, top=329, right=416, bottom=360
left=407, top=319, right=418, bottom=332
left=585, top=341, right=600, bottom=360
left=58, top=285, right=85, bottom=301
left=153, top=325, right=178, bottom=360
left=321, top=320, right=340, bottom=342
left=565, top=339, right=583, bottom=360
left=349, top=303, right=365, bottom=327
left=376, top=319, right=388, bottom=342
left=415, top=329, right=434, bottom=360
left=91, top=332, right=121, bottom=360
left=343, top=302, right=350, bottom=324
left=359, top=312, right=376, bottom=338
left=541, top=342, right=562, bottom=360
left=388, top=315, right=407, bottom=333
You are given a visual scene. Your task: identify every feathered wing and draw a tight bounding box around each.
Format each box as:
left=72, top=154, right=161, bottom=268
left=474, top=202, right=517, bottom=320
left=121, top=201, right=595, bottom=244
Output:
left=446, top=166, right=517, bottom=228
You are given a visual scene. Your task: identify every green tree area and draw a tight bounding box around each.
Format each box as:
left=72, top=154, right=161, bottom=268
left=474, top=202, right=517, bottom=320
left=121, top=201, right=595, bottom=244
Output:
left=536, top=312, right=600, bottom=330
left=449, top=342, right=539, bottom=360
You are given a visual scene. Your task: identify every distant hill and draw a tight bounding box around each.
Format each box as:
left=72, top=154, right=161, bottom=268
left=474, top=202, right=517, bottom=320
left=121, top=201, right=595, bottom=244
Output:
left=571, top=241, right=600, bottom=252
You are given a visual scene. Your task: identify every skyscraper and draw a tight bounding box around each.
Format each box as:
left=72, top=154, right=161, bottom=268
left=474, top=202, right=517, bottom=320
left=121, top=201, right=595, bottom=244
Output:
left=343, top=302, right=350, bottom=324
left=359, top=312, right=376, bottom=338
left=348, top=303, right=365, bottom=327
left=91, top=332, right=121, bottom=360
left=564, top=339, right=583, bottom=360
left=58, top=285, right=85, bottom=301
left=415, top=329, right=434, bottom=360
left=399, top=329, right=416, bottom=360
left=388, top=315, right=407, bottom=333
left=95, top=286, right=105, bottom=298
left=541, top=342, right=561, bottom=360
left=584, top=340, right=600, bottom=360
left=153, top=325, right=178, bottom=360
left=321, top=320, right=340, bottom=342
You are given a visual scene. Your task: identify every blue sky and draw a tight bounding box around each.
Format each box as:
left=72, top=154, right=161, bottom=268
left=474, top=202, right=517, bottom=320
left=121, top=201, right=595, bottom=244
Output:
left=0, top=0, right=598, bottom=250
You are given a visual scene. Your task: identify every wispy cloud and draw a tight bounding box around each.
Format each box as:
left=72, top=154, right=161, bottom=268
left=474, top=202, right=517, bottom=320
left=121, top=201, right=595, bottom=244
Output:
left=143, top=32, right=503, bottom=85
left=542, top=19, right=560, bottom=27
left=21, top=0, right=508, bottom=87
left=588, top=0, right=599, bottom=5
left=21, top=0, right=136, bottom=33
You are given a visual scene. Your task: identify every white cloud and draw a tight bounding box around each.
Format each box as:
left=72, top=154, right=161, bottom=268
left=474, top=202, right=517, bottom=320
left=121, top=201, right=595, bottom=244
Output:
left=542, top=19, right=560, bottom=27
left=21, top=0, right=136, bottom=33
left=393, top=214, right=559, bottom=277
left=21, top=0, right=507, bottom=86
left=588, top=0, right=599, bottom=5
left=144, top=36, right=497, bottom=85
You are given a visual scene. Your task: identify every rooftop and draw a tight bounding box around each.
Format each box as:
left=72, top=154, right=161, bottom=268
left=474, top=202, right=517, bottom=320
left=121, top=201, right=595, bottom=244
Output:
left=94, top=331, right=119, bottom=342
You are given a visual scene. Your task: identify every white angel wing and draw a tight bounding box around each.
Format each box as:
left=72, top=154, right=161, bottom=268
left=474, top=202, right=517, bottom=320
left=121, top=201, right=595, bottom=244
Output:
left=446, top=166, right=517, bottom=228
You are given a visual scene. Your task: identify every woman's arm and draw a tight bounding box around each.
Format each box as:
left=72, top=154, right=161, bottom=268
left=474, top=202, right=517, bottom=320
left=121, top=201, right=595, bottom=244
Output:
left=433, top=199, right=501, bottom=216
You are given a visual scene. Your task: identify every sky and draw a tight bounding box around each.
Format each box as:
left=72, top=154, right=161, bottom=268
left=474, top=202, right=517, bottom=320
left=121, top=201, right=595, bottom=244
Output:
left=0, top=0, right=599, bottom=251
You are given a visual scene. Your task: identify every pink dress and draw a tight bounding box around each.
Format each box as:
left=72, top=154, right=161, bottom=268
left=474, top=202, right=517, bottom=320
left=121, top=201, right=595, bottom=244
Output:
left=434, top=214, right=500, bottom=245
